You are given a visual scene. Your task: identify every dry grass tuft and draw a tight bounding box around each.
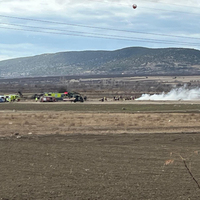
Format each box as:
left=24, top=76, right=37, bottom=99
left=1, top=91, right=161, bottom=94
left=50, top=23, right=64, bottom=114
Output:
left=164, top=159, right=174, bottom=165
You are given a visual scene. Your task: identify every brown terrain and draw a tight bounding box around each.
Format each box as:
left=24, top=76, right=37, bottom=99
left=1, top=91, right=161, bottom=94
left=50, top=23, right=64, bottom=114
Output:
left=0, top=76, right=200, bottom=199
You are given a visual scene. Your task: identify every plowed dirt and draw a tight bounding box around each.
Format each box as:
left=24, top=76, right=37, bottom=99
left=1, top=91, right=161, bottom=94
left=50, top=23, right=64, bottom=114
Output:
left=0, top=102, right=200, bottom=199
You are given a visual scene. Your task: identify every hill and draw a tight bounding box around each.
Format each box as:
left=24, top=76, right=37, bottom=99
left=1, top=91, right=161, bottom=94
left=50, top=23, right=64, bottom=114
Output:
left=0, top=47, right=200, bottom=77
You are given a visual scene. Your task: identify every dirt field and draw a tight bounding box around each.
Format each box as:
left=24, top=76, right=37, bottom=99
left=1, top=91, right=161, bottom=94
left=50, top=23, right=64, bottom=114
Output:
left=1, top=101, right=200, bottom=199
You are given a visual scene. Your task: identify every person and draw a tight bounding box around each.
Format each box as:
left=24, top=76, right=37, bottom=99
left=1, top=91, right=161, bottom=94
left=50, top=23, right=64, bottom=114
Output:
left=35, top=97, right=38, bottom=102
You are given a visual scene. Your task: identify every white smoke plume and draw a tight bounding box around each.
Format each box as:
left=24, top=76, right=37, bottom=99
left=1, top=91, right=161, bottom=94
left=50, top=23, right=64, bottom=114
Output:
left=136, top=86, right=200, bottom=101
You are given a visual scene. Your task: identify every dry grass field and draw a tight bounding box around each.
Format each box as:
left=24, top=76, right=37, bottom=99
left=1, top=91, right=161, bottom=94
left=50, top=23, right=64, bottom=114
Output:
left=1, top=101, right=200, bottom=199
left=1, top=110, right=200, bottom=136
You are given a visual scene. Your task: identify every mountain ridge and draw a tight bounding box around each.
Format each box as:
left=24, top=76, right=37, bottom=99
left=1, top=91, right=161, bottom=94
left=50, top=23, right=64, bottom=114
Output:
left=0, top=47, right=200, bottom=78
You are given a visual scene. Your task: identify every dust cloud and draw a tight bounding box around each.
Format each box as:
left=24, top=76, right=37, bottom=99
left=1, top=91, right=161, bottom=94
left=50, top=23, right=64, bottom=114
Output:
left=136, top=86, right=200, bottom=101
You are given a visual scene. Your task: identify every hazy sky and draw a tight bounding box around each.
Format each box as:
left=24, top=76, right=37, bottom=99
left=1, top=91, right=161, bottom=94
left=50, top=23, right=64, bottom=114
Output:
left=0, top=0, right=200, bottom=61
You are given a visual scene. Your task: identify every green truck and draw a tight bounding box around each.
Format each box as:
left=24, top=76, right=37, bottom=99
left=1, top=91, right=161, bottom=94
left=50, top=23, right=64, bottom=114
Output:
left=44, top=92, right=84, bottom=102
left=4, top=94, right=20, bottom=102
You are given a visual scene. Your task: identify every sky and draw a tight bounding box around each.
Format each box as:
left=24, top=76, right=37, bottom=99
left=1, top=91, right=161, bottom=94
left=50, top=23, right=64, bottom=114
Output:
left=0, top=0, right=200, bottom=61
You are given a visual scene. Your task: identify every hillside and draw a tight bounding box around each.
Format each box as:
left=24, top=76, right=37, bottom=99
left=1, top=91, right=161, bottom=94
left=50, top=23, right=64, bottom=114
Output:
left=0, top=47, right=200, bottom=77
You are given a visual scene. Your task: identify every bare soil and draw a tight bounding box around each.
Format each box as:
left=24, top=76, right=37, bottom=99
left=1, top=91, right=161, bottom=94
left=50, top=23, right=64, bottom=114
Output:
left=0, top=101, right=200, bottom=199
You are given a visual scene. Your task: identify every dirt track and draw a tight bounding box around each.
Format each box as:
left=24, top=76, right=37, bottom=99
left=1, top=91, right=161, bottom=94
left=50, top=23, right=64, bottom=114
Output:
left=1, top=101, right=200, bottom=199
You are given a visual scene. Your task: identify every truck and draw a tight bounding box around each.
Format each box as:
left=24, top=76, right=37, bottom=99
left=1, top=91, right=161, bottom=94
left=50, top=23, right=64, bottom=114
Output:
left=4, top=94, right=20, bottom=102
left=44, top=92, right=64, bottom=100
left=43, top=91, right=84, bottom=102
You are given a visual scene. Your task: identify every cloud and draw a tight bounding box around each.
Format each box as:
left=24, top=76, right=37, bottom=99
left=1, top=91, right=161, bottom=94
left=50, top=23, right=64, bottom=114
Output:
left=0, top=0, right=200, bottom=16
left=0, top=43, right=53, bottom=60
left=0, top=0, right=200, bottom=61
left=0, top=55, right=12, bottom=61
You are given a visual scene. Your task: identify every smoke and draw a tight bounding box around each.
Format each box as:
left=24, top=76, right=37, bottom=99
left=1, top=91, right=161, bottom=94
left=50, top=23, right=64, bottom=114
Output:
left=136, top=86, right=200, bottom=101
